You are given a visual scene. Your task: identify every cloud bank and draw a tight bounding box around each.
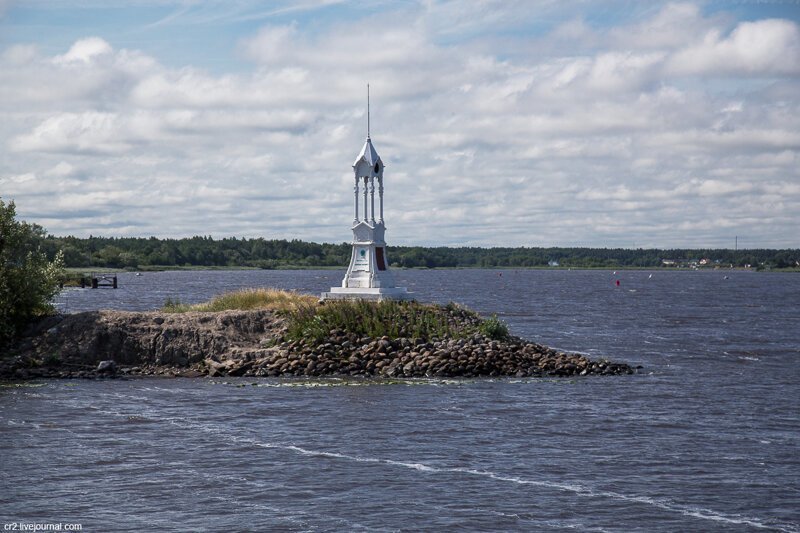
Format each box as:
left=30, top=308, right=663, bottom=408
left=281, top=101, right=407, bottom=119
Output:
left=1, top=1, right=798, bottom=247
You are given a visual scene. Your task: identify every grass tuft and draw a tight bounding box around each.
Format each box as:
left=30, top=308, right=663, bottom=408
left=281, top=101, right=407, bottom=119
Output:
left=161, top=288, right=317, bottom=313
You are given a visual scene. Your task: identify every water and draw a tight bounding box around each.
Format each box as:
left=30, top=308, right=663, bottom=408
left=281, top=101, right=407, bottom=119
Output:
left=3, top=269, right=799, bottom=532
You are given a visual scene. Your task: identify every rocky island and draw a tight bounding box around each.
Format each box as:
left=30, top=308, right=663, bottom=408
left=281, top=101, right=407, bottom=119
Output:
left=1, top=289, right=636, bottom=380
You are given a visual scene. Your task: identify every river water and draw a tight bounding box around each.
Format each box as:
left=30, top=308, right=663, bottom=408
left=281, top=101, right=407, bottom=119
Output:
left=2, top=269, right=798, bottom=532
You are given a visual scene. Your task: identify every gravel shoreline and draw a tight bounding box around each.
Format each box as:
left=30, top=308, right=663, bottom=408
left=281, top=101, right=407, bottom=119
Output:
left=1, top=308, right=636, bottom=380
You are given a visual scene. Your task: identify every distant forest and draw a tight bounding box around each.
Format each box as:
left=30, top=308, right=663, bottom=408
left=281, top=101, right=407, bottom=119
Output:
left=36, top=235, right=800, bottom=270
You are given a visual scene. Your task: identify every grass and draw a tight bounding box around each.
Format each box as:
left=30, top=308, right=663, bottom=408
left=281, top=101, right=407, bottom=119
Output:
left=160, top=288, right=510, bottom=343
left=162, top=288, right=317, bottom=313
left=285, top=299, right=504, bottom=343
left=285, top=300, right=454, bottom=343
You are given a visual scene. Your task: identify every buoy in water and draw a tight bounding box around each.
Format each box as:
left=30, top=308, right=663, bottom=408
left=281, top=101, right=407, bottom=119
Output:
left=616, top=279, right=621, bottom=286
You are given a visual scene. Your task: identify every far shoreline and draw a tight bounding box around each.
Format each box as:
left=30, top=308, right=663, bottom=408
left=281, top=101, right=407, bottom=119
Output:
left=65, top=265, right=797, bottom=273
left=60, top=264, right=796, bottom=287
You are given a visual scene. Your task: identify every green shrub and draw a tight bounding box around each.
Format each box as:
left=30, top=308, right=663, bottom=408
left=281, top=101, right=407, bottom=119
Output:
left=0, top=199, right=65, bottom=349
left=479, top=314, right=509, bottom=340
left=285, top=300, right=463, bottom=343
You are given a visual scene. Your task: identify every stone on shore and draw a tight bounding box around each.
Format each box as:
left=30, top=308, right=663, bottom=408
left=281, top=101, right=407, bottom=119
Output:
left=96, top=360, right=118, bottom=375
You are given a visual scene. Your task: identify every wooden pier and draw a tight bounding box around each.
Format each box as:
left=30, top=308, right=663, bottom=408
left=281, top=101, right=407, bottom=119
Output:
left=82, top=273, right=118, bottom=289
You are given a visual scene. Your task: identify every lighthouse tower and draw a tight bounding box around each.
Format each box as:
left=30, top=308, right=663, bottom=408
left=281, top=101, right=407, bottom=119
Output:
left=322, top=94, right=410, bottom=301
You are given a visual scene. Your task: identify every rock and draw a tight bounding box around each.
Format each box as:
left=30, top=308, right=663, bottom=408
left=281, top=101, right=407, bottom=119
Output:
left=205, top=358, right=225, bottom=377
left=227, top=361, right=254, bottom=377
left=96, top=360, right=118, bottom=374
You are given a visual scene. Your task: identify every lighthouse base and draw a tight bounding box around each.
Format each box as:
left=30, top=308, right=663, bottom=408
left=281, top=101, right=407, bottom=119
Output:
left=321, top=286, right=412, bottom=302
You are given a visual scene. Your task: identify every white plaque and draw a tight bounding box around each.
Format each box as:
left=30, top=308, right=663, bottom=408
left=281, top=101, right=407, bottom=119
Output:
left=353, top=247, right=369, bottom=271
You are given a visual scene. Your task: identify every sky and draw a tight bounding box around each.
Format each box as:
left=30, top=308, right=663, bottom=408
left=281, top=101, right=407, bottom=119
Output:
left=1, top=0, right=799, bottom=248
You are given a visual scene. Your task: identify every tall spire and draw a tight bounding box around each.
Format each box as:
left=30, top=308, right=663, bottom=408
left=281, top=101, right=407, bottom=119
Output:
left=320, top=88, right=410, bottom=301
left=354, top=83, right=380, bottom=169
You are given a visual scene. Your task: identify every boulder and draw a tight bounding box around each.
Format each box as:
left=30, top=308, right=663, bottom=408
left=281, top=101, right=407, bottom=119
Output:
left=96, top=360, right=118, bottom=374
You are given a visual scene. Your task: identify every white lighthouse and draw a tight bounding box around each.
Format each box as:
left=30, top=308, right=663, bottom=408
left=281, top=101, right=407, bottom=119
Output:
left=322, top=94, right=410, bottom=301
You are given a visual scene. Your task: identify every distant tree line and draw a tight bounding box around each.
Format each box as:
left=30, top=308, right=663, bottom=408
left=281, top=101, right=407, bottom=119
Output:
left=33, top=235, right=800, bottom=270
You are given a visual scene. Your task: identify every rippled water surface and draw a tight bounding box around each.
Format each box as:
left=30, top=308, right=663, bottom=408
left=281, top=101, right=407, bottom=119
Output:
left=2, top=269, right=799, bottom=532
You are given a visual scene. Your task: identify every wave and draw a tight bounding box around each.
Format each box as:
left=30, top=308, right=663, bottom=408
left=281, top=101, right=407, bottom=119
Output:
left=57, top=396, right=798, bottom=533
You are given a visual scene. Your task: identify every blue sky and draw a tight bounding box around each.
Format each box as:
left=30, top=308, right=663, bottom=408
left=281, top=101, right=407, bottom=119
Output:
left=1, top=0, right=799, bottom=248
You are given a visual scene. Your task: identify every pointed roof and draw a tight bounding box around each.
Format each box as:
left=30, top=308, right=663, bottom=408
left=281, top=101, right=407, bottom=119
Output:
left=353, top=136, right=381, bottom=168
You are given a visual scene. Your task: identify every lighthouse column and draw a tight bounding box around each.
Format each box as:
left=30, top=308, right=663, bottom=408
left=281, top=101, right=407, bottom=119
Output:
left=363, top=176, right=369, bottom=222
left=354, top=176, right=359, bottom=223
left=369, top=176, right=376, bottom=224
left=378, top=176, right=384, bottom=223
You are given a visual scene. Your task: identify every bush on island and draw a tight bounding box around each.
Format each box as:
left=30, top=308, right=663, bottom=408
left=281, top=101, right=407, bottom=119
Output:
left=0, top=199, right=65, bottom=349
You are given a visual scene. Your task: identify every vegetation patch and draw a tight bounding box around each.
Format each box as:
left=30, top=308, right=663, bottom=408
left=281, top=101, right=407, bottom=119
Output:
left=162, top=288, right=316, bottom=313
left=479, top=314, right=510, bottom=340
left=285, top=299, right=491, bottom=343
left=1, top=199, right=65, bottom=350
left=160, top=288, right=509, bottom=345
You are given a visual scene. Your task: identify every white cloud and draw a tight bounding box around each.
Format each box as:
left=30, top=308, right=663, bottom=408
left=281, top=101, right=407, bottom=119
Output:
left=586, top=51, right=665, bottom=92
left=2, top=44, right=38, bottom=64
left=11, top=112, right=130, bottom=154
left=0, top=2, right=799, bottom=248
left=610, top=2, right=710, bottom=50
left=695, top=179, right=753, bottom=196
left=45, top=161, right=76, bottom=177
left=241, top=24, right=298, bottom=64
left=668, top=19, right=800, bottom=76
left=54, top=37, right=113, bottom=64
